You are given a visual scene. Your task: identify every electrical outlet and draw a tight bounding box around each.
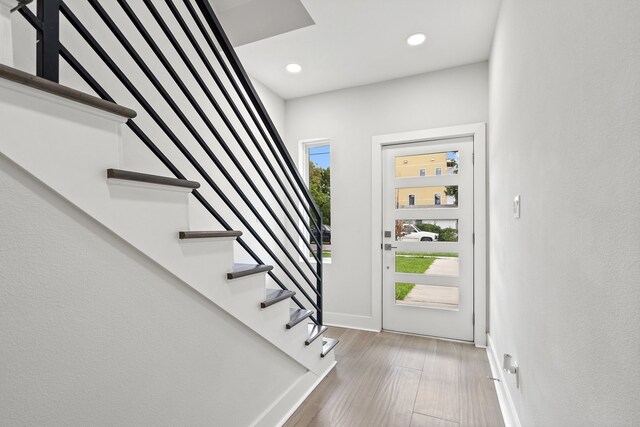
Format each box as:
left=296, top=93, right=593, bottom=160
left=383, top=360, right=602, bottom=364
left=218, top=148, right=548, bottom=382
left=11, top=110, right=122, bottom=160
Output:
left=513, top=195, right=520, bottom=218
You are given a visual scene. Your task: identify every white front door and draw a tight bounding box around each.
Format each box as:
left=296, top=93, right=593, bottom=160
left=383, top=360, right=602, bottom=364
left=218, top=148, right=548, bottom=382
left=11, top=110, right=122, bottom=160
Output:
left=382, top=137, right=474, bottom=341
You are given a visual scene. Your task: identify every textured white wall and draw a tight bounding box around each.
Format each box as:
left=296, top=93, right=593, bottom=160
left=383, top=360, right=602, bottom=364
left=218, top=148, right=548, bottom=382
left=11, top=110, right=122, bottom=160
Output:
left=253, top=77, right=286, bottom=136
left=0, top=153, right=306, bottom=426
left=489, top=0, right=640, bottom=425
left=285, top=62, right=488, bottom=329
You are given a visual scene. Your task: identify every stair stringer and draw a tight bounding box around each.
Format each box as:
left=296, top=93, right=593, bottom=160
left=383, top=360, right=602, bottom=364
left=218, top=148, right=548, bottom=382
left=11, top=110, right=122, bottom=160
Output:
left=0, top=75, right=334, bottom=375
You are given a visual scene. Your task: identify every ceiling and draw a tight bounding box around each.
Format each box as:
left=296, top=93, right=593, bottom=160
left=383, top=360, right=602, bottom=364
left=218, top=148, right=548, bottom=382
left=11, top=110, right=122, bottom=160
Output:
left=212, top=0, right=315, bottom=47
left=222, top=0, right=501, bottom=100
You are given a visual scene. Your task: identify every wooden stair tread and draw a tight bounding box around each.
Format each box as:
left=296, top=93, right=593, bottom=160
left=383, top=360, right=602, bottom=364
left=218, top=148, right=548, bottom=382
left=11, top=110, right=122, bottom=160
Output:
left=261, top=289, right=295, bottom=308
left=286, top=308, right=313, bottom=329
left=107, top=169, right=200, bottom=190
left=321, top=338, right=339, bottom=358
left=0, top=64, right=136, bottom=119
left=306, top=324, right=328, bottom=345
left=227, top=263, right=273, bottom=280
left=179, top=230, right=242, bottom=239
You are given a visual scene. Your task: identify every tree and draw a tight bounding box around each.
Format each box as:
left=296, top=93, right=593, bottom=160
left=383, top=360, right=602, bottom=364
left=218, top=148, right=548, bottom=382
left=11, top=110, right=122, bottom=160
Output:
left=445, top=157, right=458, bottom=205
left=444, top=186, right=458, bottom=206
left=309, top=161, right=331, bottom=225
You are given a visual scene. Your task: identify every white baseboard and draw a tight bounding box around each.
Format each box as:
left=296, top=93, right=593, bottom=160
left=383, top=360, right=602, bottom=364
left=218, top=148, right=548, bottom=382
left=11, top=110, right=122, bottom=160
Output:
left=251, top=360, right=337, bottom=427
left=486, top=334, right=521, bottom=427
left=323, top=311, right=380, bottom=331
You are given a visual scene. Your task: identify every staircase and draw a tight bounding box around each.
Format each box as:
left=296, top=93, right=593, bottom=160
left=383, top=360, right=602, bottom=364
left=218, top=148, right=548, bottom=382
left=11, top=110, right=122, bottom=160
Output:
left=1, top=0, right=337, bottom=381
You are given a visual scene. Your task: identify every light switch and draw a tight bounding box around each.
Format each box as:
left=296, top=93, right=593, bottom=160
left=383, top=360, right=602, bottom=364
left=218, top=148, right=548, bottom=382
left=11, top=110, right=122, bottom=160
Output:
left=513, top=195, right=521, bottom=218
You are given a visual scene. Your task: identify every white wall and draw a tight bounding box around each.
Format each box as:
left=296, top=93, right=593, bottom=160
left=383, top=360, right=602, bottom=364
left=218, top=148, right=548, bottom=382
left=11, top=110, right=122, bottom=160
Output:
left=285, top=62, right=488, bottom=329
left=489, top=0, right=640, bottom=425
left=0, top=153, right=306, bottom=426
left=253, top=77, right=286, bottom=136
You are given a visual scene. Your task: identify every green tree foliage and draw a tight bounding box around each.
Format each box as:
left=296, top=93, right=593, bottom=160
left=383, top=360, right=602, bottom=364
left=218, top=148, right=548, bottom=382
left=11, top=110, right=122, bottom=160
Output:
left=444, top=186, right=458, bottom=205
left=445, top=157, right=458, bottom=205
left=309, top=161, right=331, bottom=225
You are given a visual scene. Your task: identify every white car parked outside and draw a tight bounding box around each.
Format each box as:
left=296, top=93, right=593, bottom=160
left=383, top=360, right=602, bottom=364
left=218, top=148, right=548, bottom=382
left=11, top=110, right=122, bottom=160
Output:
left=399, top=224, right=439, bottom=242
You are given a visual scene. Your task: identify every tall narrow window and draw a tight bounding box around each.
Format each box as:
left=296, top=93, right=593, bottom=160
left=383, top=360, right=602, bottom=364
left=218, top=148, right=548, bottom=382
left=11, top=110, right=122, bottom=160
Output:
left=434, top=194, right=441, bottom=205
left=303, top=141, right=331, bottom=260
left=419, top=168, right=426, bottom=176
left=408, top=194, right=416, bottom=206
left=435, top=167, right=442, bottom=176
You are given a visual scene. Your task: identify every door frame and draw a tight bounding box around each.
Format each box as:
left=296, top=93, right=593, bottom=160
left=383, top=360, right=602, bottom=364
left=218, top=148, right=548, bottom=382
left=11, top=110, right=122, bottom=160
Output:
left=371, top=123, right=487, bottom=346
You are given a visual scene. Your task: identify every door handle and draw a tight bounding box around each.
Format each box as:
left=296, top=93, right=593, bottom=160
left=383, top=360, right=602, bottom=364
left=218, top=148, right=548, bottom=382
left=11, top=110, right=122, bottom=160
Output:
left=384, top=244, right=397, bottom=251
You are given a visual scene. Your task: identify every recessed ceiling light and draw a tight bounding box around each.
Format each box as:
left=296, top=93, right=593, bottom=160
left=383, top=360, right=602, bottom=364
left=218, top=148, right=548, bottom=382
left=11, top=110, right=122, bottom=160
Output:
left=406, top=33, right=426, bottom=46
left=286, top=63, right=302, bottom=73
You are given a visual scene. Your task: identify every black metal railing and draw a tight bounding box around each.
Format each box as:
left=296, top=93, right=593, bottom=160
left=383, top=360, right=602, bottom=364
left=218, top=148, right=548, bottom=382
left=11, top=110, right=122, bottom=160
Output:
left=16, top=0, right=324, bottom=324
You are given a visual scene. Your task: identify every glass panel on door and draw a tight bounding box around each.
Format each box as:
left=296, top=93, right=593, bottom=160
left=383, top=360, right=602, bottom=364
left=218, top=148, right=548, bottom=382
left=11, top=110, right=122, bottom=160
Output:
left=395, top=186, right=458, bottom=208
left=395, top=283, right=460, bottom=310
left=395, top=252, right=459, bottom=277
left=395, top=150, right=460, bottom=177
left=394, top=219, right=459, bottom=242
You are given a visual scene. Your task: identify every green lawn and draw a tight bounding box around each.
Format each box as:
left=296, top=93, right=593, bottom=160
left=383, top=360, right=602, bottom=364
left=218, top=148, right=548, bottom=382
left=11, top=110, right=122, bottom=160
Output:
left=396, top=255, right=436, bottom=274
left=309, top=251, right=332, bottom=258
left=395, top=254, right=438, bottom=301
left=396, top=252, right=458, bottom=258
left=395, top=283, right=415, bottom=300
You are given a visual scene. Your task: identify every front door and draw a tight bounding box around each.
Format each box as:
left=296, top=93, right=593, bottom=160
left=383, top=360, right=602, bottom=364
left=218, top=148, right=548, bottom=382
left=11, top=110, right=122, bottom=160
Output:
left=382, top=137, right=474, bottom=341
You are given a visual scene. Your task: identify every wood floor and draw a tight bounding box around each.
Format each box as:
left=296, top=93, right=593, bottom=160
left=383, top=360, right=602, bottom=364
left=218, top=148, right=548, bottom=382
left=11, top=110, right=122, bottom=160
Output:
left=285, top=327, right=504, bottom=427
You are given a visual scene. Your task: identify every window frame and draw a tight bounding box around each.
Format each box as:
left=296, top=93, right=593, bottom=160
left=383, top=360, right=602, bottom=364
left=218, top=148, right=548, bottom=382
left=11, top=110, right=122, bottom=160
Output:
left=299, top=138, right=332, bottom=264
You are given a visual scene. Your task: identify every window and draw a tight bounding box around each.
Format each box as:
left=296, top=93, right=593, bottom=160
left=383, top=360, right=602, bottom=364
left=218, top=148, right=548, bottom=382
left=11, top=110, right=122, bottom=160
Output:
left=302, top=140, right=331, bottom=260
left=434, top=194, right=441, bottom=205
left=408, top=194, right=416, bottom=206
left=419, top=168, right=426, bottom=177
left=435, top=167, right=442, bottom=176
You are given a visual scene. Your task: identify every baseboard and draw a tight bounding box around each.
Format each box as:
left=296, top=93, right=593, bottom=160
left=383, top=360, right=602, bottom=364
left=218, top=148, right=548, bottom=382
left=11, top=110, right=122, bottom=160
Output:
left=486, top=334, right=521, bottom=427
left=251, top=360, right=337, bottom=427
left=323, top=311, right=380, bottom=331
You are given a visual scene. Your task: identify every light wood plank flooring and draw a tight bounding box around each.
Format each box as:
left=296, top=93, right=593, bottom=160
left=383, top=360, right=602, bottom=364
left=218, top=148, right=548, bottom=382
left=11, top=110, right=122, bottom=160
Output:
left=285, top=327, right=504, bottom=427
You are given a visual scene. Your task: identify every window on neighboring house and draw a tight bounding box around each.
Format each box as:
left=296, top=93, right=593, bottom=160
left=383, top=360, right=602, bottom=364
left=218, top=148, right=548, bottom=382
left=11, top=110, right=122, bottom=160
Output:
left=435, top=168, right=442, bottom=176
left=434, top=194, right=441, bottom=205
left=302, top=141, right=331, bottom=261
left=408, top=194, right=416, bottom=206
left=419, top=168, right=426, bottom=177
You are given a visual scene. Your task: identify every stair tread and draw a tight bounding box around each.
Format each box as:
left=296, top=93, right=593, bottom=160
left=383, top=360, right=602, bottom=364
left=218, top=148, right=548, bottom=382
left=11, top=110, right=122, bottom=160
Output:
left=306, top=324, right=328, bottom=345
left=261, top=289, right=295, bottom=308
left=287, top=308, right=314, bottom=329
left=0, top=64, right=137, bottom=119
left=227, top=263, right=273, bottom=280
left=321, top=337, right=339, bottom=358
left=179, top=230, right=242, bottom=239
left=107, top=168, right=200, bottom=190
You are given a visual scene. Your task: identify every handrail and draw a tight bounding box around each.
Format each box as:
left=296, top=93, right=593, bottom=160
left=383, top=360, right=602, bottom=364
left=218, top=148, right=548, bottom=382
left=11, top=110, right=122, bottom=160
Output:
left=18, top=0, right=324, bottom=325
left=190, top=0, right=324, bottom=320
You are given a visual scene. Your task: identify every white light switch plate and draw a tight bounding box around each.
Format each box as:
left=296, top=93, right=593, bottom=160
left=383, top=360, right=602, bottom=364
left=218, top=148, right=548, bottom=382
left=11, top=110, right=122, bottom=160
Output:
left=513, top=195, right=521, bottom=218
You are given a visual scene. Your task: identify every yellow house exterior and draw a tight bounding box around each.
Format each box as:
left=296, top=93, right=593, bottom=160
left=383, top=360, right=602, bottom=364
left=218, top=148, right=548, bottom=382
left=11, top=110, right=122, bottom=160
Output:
left=395, top=152, right=454, bottom=208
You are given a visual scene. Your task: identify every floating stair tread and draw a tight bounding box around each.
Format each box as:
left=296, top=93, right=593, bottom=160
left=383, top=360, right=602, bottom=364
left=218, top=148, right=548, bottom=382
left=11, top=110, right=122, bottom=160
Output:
left=227, top=263, right=273, bottom=280
left=261, top=289, right=295, bottom=308
left=321, top=338, right=339, bottom=358
left=306, top=324, right=328, bottom=345
left=0, top=64, right=136, bottom=119
left=107, top=169, right=200, bottom=190
left=287, top=308, right=314, bottom=329
left=179, top=230, right=242, bottom=239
